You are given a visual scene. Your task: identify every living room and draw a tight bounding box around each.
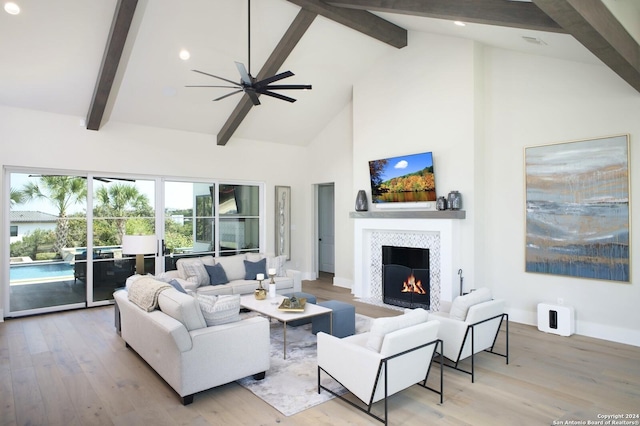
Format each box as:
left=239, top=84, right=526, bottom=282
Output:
left=1, top=1, right=639, bottom=424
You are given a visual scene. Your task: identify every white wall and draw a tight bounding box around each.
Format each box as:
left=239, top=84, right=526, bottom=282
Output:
left=483, top=48, right=640, bottom=346
left=353, top=32, right=479, bottom=294
left=305, top=103, right=354, bottom=286
left=350, top=31, right=640, bottom=346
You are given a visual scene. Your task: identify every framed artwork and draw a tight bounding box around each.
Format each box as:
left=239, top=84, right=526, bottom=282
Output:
left=275, top=186, right=291, bottom=260
left=524, top=134, right=630, bottom=282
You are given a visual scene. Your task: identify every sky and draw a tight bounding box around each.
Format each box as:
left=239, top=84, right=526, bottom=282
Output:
left=10, top=174, right=195, bottom=215
left=373, top=151, right=434, bottom=181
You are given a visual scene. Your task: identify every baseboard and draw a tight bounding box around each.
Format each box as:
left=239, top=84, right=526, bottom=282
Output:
left=0, top=309, right=4, bottom=321
left=332, top=276, right=352, bottom=290
left=506, top=307, right=640, bottom=347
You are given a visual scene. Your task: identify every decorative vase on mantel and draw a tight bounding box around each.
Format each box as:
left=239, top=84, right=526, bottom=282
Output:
left=447, top=190, right=462, bottom=210
left=355, top=190, right=368, bottom=212
left=436, top=196, right=448, bottom=211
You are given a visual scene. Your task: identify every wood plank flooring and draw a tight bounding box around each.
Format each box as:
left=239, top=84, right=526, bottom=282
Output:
left=1, top=273, right=639, bottom=425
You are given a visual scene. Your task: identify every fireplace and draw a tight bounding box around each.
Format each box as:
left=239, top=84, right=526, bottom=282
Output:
left=382, top=245, right=430, bottom=310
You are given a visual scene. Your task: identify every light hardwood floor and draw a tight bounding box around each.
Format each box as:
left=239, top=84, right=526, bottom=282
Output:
left=1, top=274, right=639, bottom=425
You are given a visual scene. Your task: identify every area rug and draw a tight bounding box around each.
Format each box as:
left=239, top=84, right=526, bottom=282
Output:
left=236, top=313, right=373, bottom=417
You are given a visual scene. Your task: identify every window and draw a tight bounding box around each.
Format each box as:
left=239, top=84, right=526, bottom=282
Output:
left=10, top=225, right=17, bottom=237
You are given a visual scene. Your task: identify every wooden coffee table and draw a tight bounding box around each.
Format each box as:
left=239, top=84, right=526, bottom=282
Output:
left=240, top=294, right=332, bottom=359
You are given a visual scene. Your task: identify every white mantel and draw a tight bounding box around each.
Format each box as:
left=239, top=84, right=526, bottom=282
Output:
left=351, top=211, right=465, bottom=310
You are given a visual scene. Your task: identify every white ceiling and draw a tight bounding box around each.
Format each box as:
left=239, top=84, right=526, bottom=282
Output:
left=0, top=0, right=615, bottom=147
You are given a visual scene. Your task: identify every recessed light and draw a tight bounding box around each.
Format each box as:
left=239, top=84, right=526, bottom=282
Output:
left=4, top=2, right=20, bottom=15
left=179, top=49, right=190, bottom=60
left=454, top=21, right=466, bottom=27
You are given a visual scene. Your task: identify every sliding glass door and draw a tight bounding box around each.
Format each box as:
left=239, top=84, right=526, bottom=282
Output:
left=8, top=172, right=88, bottom=313
left=6, top=169, right=264, bottom=316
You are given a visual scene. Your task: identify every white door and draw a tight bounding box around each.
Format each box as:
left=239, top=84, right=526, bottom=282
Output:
left=318, top=184, right=335, bottom=273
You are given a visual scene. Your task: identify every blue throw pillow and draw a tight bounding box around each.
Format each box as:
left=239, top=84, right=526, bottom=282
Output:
left=244, top=258, right=267, bottom=280
left=205, top=263, right=229, bottom=285
left=168, top=279, right=187, bottom=294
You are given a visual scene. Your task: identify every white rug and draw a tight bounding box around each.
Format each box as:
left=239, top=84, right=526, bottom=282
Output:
left=237, top=314, right=373, bottom=417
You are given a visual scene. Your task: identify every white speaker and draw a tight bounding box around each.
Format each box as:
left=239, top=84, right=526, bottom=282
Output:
left=537, top=303, right=575, bottom=336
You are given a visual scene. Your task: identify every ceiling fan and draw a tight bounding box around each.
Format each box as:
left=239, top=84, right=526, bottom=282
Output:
left=186, top=0, right=312, bottom=105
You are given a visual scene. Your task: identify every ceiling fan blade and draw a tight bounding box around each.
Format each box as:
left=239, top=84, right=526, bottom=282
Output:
left=262, top=84, right=312, bottom=90
left=260, top=90, right=297, bottom=103
left=235, top=62, right=253, bottom=85
left=186, top=85, right=239, bottom=88
left=213, top=90, right=244, bottom=101
left=254, top=70, right=294, bottom=87
left=191, top=69, right=241, bottom=86
left=245, top=90, right=261, bottom=106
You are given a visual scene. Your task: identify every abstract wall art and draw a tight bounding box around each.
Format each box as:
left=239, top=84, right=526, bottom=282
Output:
left=524, top=135, right=630, bottom=282
left=275, top=185, right=291, bottom=260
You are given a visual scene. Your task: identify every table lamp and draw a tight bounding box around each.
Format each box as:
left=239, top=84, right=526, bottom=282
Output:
left=122, top=235, right=156, bottom=275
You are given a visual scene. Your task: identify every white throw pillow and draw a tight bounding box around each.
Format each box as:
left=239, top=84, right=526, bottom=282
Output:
left=449, top=287, right=493, bottom=321
left=366, top=308, right=429, bottom=352
left=177, top=258, right=209, bottom=286
left=196, top=294, right=241, bottom=326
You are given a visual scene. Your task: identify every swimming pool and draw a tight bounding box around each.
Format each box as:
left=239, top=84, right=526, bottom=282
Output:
left=10, top=262, right=75, bottom=281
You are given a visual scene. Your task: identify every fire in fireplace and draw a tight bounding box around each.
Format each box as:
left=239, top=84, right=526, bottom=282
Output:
left=382, top=245, right=430, bottom=309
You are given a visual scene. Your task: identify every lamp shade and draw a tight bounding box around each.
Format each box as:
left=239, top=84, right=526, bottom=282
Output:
left=122, top=235, right=157, bottom=255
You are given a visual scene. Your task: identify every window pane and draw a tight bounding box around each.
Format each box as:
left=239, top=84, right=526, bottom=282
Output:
left=220, top=184, right=259, bottom=216
left=220, top=218, right=259, bottom=254
left=9, top=172, right=88, bottom=311
left=93, top=177, right=155, bottom=300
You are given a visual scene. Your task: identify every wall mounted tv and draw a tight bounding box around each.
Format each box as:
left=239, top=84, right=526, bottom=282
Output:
left=369, top=151, right=436, bottom=204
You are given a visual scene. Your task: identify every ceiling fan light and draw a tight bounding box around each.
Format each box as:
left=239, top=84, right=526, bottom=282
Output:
left=179, top=49, right=190, bottom=60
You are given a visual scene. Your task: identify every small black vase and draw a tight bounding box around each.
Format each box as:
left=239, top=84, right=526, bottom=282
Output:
left=355, top=190, right=368, bottom=211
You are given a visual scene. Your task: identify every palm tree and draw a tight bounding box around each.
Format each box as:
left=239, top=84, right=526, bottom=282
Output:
left=10, top=187, right=26, bottom=206
left=94, top=184, right=152, bottom=244
left=20, top=176, right=87, bottom=256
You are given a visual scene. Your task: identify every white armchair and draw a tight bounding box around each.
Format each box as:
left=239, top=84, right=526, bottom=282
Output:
left=317, top=308, right=442, bottom=425
left=431, top=287, right=508, bottom=382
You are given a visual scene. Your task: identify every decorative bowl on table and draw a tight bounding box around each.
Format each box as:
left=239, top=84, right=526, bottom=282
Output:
left=278, top=296, right=307, bottom=312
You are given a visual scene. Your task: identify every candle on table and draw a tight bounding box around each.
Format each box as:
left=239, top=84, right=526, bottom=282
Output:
left=268, top=268, right=276, bottom=275
left=256, top=273, right=264, bottom=280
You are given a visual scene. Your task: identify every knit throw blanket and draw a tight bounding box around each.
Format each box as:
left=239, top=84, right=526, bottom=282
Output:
left=128, top=277, right=171, bottom=312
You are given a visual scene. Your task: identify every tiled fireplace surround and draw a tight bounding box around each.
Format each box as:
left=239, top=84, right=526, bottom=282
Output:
left=352, top=212, right=464, bottom=312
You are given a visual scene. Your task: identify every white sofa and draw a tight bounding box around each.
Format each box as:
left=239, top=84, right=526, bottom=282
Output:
left=114, top=286, right=270, bottom=405
left=159, top=253, right=302, bottom=296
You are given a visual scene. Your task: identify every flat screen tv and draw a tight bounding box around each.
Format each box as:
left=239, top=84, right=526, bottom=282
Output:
left=369, top=151, right=436, bottom=204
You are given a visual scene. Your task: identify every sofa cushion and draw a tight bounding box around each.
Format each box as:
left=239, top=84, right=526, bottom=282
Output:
left=196, top=294, right=241, bottom=326
left=204, top=263, right=229, bottom=285
left=244, top=258, right=267, bottom=280
left=366, top=308, right=430, bottom=352
left=158, top=288, right=207, bottom=331
left=449, top=287, right=492, bottom=321
left=214, top=254, right=246, bottom=281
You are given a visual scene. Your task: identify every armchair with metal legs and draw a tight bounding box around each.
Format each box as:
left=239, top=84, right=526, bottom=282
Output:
left=317, top=309, right=443, bottom=425
left=431, top=288, right=509, bottom=382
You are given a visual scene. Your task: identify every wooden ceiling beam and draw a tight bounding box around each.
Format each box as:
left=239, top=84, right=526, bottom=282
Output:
left=287, top=0, right=407, bottom=47
left=86, top=0, right=138, bottom=131
left=217, top=9, right=318, bottom=146
left=325, top=0, right=564, bottom=33
left=532, top=0, right=640, bottom=93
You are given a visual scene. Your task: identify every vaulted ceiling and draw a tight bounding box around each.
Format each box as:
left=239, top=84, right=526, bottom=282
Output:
left=1, top=0, right=638, bottom=147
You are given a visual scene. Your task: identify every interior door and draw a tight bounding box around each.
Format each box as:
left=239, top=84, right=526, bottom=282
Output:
left=318, top=184, right=335, bottom=273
